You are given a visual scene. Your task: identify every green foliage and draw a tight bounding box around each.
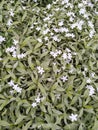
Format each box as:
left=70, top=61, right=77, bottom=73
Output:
left=0, top=0, right=98, bottom=129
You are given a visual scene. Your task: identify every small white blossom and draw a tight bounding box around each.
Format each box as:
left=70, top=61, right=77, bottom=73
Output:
left=12, top=51, right=17, bottom=58
left=66, top=33, right=75, bottom=38
left=36, top=27, right=41, bottom=31
left=46, top=4, right=51, bottom=9
left=0, top=36, right=5, bottom=44
left=61, top=76, right=68, bottom=82
left=42, top=28, right=50, bottom=35
left=13, top=39, right=18, bottom=45
left=62, top=53, right=67, bottom=59
left=37, top=38, right=42, bottom=43
left=58, top=21, right=64, bottom=26
left=9, top=9, right=14, bottom=17
left=52, top=35, right=60, bottom=42
left=86, top=78, right=91, bottom=83
left=43, top=16, right=50, bottom=21
left=86, top=85, right=95, bottom=96
left=69, top=17, right=74, bottom=22
left=32, top=102, right=37, bottom=108
left=67, top=53, right=72, bottom=60
left=91, top=72, right=95, bottom=78
left=13, top=84, right=22, bottom=93
left=8, top=80, right=14, bottom=86
left=17, top=53, right=26, bottom=59
left=37, top=66, right=44, bottom=75
left=88, top=21, right=94, bottom=28
left=50, top=51, right=58, bottom=58
left=69, top=113, right=78, bottom=122
left=33, top=0, right=37, bottom=2
left=44, top=36, right=48, bottom=41
left=0, top=58, right=3, bottom=61
left=84, top=67, right=88, bottom=72
left=79, top=8, right=86, bottom=15
left=35, top=97, right=41, bottom=103
left=7, top=19, right=13, bottom=26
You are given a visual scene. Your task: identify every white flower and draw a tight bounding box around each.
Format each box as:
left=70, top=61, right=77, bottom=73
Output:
left=66, top=33, right=75, bottom=38
left=50, top=51, right=57, bottom=58
left=12, top=51, right=17, bottom=58
left=36, top=27, right=41, bottom=31
left=43, top=16, right=50, bottom=21
left=61, top=76, right=68, bottom=82
left=76, top=20, right=84, bottom=30
left=37, top=38, right=42, bottom=43
left=35, top=97, right=41, bottom=103
left=86, top=78, right=91, bottom=83
left=42, top=28, right=50, bottom=35
left=10, top=90, right=14, bottom=94
left=78, top=3, right=83, bottom=8
left=59, top=27, right=69, bottom=33
left=88, top=21, right=94, bottom=28
left=71, top=23, right=77, bottom=29
left=13, top=85, right=22, bottom=93
left=52, top=35, right=60, bottom=42
left=83, top=13, right=89, bottom=19
left=37, top=66, right=44, bottom=75
left=13, top=39, right=18, bottom=45
left=9, top=9, right=14, bottom=17
left=0, top=36, right=5, bottom=44
left=61, top=0, right=69, bottom=4
left=86, top=85, right=95, bottom=96
left=46, top=4, right=51, bottom=9
left=91, top=72, right=95, bottom=78
left=32, top=102, right=37, bottom=108
left=55, top=94, right=61, bottom=99
left=0, top=58, right=3, bottom=61
left=17, top=53, right=26, bottom=59
left=89, top=29, right=95, bottom=38
left=8, top=80, right=14, bottom=86
left=89, top=88, right=95, bottom=96
left=56, top=50, right=62, bottom=55
left=53, top=28, right=59, bottom=32
left=62, top=53, right=67, bottom=59
left=44, top=36, right=48, bottom=41
left=53, top=62, right=56, bottom=66
left=79, top=8, right=86, bottom=15
left=50, top=50, right=61, bottom=58
left=8, top=80, right=22, bottom=93
left=7, top=19, right=13, bottom=26
left=84, top=67, right=88, bottom=72
left=58, top=21, right=64, bottom=26
left=69, top=17, right=74, bottom=22
left=67, top=12, right=75, bottom=17
left=33, top=0, right=37, bottom=2
left=67, top=53, right=72, bottom=60
left=69, top=113, right=78, bottom=122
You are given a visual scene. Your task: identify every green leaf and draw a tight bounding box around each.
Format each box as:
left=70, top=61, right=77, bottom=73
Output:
left=15, top=115, right=27, bottom=125
left=0, top=120, right=10, bottom=126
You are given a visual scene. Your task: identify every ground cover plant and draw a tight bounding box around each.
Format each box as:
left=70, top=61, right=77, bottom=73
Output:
left=0, top=0, right=98, bottom=129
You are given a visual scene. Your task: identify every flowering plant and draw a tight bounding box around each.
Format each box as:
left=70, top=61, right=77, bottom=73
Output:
left=0, top=0, right=98, bottom=129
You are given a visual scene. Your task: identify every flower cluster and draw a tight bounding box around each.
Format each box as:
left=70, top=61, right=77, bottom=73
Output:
left=8, top=80, right=22, bottom=93
left=31, top=94, right=44, bottom=108
left=6, top=39, right=26, bottom=59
